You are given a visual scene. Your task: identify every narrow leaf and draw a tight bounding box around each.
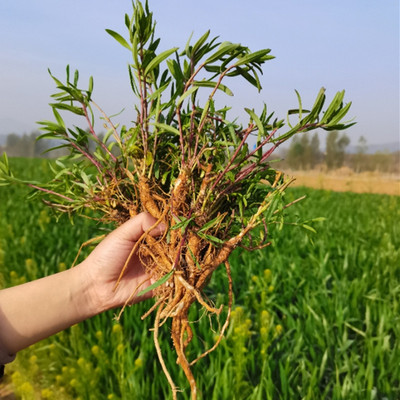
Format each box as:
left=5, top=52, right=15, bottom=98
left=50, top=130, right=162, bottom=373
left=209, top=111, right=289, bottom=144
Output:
left=105, top=29, right=131, bottom=50
left=235, top=49, right=273, bottom=66
left=144, top=47, right=179, bottom=75
left=193, top=80, right=234, bottom=96
left=176, top=86, right=199, bottom=107
left=154, top=123, right=180, bottom=136
left=204, top=42, right=239, bottom=64
left=136, top=270, right=174, bottom=297
left=245, top=108, right=264, bottom=136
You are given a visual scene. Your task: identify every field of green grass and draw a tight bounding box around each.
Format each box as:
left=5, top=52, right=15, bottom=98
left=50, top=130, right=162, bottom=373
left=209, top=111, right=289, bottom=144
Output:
left=0, top=158, right=399, bottom=399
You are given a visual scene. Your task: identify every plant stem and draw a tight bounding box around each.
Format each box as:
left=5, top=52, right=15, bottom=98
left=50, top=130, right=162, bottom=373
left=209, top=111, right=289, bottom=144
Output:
left=27, top=184, right=75, bottom=202
left=81, top=103, right=117, bottom=163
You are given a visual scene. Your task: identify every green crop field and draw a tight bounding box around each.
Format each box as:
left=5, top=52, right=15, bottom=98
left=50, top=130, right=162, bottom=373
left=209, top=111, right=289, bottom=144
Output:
left=1, top=158, right=399, bottom=400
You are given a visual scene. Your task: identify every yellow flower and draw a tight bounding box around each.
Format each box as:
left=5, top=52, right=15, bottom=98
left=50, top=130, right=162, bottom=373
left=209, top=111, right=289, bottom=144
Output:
left=25, top=258, right=34, bottom=268
left=134, top=357, right=143, bottom=368
left=264, top=269, right=272, bottom=280
left=18, top=381, right=34, bottom=396
left=275, top=324, right=283, bottom=335
left=70, top=378, right=78, bottom=388
left=77, top=357, right=86, bottom=367
left=117, top=343, right=124, bottom=354
left=91, top=345, right=100, bottom=356
left=29, top=354, right=38, bottom=364
left=56, top=375, right=62, bottom=384
left=95, top=330, right=103, bottom=340
left=260, top=327, right=268, bottom=337
left=268, top=285, right=274, bottom=293
left=58, top=262, right=67, bottom=272
left=112, top=324, right=122, bottom=334
left=11, top=371, right=22, bottom=386
left=108, top=394, right=116, bottom=400
left=41, top=388, right=54, bottom=399
left=251, top=275, right=258, bottom=283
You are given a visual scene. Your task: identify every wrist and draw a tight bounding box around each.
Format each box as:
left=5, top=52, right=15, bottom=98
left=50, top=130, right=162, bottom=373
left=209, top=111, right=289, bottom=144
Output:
left=72, top=262, right=107, bottom=317
left=74, top=260, right=118, bottom=316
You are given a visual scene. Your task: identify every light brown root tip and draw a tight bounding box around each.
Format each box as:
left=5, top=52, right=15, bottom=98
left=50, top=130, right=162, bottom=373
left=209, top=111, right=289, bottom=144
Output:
left=172, top=317, right=198, bottom=400
left=154, top=304, right=179, bottom=400
left=190, top=260, right=233, bottom=366
left=115, top=276, right=152, bottom=320
left=141, top=295, right=167, bottom=320
left=177, top=275, right=222, bottom=315
left=71, top=234, right=106, bottom=268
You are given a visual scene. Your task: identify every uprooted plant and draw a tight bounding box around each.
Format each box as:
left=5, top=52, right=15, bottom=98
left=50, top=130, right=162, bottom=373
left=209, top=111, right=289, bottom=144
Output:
left=0, top=1, right=354, bottom=398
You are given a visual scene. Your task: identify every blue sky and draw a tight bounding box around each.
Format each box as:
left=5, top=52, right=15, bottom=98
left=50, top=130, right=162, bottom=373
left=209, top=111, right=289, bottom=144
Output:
left=0, top=0, right=398, bottom=148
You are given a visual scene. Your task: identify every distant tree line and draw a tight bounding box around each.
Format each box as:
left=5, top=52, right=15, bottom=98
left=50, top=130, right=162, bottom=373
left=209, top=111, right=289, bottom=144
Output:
left=0, top=130, right=398, bottom=174
left=0, top=130, right=103, bottom=159
left=0, top=132, right=51, bottom=158
left=281, top=131, right=399, bottom=174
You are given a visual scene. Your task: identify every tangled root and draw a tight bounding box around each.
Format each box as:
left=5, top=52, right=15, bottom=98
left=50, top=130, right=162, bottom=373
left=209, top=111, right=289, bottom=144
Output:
left=110, top=170, right=250, bottom=399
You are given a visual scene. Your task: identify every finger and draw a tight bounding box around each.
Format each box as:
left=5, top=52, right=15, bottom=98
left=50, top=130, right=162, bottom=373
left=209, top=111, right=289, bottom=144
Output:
left=111, top=212, right=166, bottom=243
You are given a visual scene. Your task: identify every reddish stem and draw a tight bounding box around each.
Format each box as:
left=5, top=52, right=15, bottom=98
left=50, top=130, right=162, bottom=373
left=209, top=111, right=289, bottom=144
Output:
left=210, top=125, right=254, bottom=192
left=81, top=103, right=117, bottom=163
left=28, top=184, right=74, bottom=202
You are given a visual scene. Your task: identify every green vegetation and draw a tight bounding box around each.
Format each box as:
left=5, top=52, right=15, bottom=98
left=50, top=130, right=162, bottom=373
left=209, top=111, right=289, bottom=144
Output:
left=1, top=158, right=399, bottom=399
left=0, top=2, right=354, bottom=397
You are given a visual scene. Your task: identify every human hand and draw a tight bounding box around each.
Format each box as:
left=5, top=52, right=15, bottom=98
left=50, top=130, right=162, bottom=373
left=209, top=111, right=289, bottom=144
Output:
left=79, top=212, right=165, bottom=313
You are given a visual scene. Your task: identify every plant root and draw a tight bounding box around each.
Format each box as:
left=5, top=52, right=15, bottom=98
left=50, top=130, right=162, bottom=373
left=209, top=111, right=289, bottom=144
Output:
left=110, top=172, right=288, bottom=399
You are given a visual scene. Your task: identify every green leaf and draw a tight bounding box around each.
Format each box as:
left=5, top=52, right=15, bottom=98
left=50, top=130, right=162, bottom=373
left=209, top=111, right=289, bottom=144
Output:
left=176, top=86, right=199, bottom=107
left=191, top=30, right=210, bottom=57
left=197, top=232, right=224, bottom=245
left=198, top=99, right=211, bottom=132
left=144, top=47, right=179, bottom=75
left=50, top=103, right=85, bottom=116
left=170, top=215, right=195, bottom=231
left=136, top=270, right=174, bottom=297
left=295, top=89, right=303, bottom=120
left=302, top=224, right=317, bottom=234
left=73, top=69, right=79, bottom=86
left=154, top=123, right=180, bottom=136
left=52, top=108, right=66, bottom=129
left=166, top=59, right=184, bottom=81
left=198, top=214, right=226, bottom=232
left=184, top=31, right=194, bottom=57
left=81, top=171, right=91, bottom=187
left=245, top=108, right=264, bottom=136
left=235, top=49, right=273, bottom=66
left=327, top=101, right=352, bottom=126
left=145, top=151, right=153, bottom=166
left=193, top=80, right=234, bottom=96
left=105, top=29, right=131, bottom=50
left=204, top=42, right=239, bottom=64
left=88, top=76, right=94, bottom=94
left=147, top=81, right=171, bottom=102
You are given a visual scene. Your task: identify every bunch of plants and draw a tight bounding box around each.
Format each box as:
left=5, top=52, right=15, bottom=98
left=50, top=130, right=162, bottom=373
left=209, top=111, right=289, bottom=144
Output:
left=0, top=1, right=354, bottom=398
